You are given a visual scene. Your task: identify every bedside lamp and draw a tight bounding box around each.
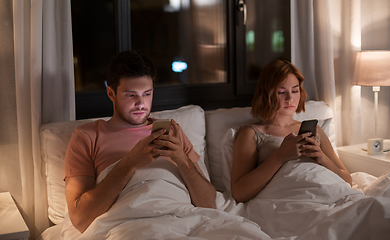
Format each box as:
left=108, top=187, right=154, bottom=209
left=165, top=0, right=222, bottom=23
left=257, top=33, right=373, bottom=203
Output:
left=353, top=51, right=390, bottom=154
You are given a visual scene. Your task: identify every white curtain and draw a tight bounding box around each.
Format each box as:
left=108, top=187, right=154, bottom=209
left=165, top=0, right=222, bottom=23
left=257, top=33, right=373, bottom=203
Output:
left=0, top=1, right=74, bottom=239
left=291, top=0, right=364, bottom=146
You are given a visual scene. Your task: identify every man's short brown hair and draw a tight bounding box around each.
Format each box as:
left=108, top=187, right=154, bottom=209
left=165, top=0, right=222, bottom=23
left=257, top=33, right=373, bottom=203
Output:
left=106, top=50, right=155, bottom=93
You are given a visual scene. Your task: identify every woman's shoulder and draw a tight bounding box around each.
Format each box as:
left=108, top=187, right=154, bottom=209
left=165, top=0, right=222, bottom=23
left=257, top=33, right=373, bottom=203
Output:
left=238, top=122, right=266, bottom=133
left=235, top=123, right=270, bottom=141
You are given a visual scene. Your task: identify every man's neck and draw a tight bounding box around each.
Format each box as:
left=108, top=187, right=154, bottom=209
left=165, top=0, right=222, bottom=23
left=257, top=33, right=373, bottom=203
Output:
left=107, top=116, right=151, bottom=129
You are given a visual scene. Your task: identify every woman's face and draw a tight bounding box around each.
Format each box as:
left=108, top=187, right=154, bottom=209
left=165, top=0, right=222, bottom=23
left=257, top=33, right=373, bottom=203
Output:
left=277, top=73, right=300, bottom=116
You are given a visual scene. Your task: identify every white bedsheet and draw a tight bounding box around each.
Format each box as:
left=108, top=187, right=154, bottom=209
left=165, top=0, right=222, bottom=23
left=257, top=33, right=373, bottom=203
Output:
left=244, top=158, right=390, bottom=240
left=60, top=158, right=272, bottom=240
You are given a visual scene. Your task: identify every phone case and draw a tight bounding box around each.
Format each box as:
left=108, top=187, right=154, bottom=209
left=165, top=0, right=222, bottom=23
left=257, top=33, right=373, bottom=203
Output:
left=298, top=119, right=318, bottom=136
left=151, top=119, right=171, bottom=134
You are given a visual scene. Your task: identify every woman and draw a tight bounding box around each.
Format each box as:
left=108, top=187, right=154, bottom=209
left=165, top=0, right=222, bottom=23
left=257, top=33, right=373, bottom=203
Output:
left=231, top=60, right=352, bottom=203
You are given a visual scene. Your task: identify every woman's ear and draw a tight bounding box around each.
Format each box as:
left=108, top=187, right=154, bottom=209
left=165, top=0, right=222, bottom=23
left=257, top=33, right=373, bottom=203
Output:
left=107, top=86, right=115, bottom=103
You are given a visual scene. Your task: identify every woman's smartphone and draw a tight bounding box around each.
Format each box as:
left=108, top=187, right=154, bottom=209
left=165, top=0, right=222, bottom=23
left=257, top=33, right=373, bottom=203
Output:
left=298, top=119, right=318, bottom=137
left=151, top=119, right=171, bottom=134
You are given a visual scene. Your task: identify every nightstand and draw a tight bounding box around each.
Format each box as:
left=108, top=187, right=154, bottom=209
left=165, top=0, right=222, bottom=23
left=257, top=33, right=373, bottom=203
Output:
left=337, top=143, right=390, bottom=177
left=0, top=192, right=29, bottom=240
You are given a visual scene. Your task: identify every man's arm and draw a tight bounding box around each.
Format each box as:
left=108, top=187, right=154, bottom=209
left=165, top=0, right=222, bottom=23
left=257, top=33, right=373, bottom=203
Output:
left=65, top=130, right=166, bottom=233
left=153, top=119, right=217, bottom=209
left=176, top=157, right=217, bottom=208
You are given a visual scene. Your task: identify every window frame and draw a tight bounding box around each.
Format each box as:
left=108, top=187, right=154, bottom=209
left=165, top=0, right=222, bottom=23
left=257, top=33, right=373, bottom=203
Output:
left=74, top=0, right=289, bottom=119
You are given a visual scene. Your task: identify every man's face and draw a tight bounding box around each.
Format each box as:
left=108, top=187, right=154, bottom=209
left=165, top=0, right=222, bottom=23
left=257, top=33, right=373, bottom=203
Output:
left=109, top=76, right=153, bottom=127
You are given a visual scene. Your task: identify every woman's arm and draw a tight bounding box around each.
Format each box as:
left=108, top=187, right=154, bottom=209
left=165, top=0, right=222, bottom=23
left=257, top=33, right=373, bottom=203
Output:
left=230, top=126, right=309, bottom=203
left=302, top=126, right=352, bottom=185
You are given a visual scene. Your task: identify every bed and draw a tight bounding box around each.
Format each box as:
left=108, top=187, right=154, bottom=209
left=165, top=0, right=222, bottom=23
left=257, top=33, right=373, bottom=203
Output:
left=38, top=101, right=390, bottom=240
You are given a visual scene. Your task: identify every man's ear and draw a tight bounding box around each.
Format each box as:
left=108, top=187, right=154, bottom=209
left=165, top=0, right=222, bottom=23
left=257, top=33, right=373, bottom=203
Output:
left=107, top=86, right=115, bottom=102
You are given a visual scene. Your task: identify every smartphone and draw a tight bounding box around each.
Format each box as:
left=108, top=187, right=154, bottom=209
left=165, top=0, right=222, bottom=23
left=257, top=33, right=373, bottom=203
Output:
left=151, top=119, right=171, bottom=134
left=298, top=119, right=318, bottom=137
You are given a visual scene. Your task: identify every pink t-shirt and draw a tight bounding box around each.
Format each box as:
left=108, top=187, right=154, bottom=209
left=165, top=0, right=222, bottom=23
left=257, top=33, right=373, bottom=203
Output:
left=64, top=119, right=200, bottom=179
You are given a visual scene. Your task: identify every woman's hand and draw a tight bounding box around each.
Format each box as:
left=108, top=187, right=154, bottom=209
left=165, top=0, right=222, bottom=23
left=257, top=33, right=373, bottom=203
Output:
left=301, top=126, right=352, bottom=185
left=301, top=135, right=327, bottom=165
left=275, top=132, right=312, bottom=163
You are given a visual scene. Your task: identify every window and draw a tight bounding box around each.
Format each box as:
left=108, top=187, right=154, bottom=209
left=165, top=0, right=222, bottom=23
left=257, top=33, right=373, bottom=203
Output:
left=72, top=0, right=290, bottom=119
left=130, top=0, right=227, bottom=86
left=236, top=0, right=291, bottom=94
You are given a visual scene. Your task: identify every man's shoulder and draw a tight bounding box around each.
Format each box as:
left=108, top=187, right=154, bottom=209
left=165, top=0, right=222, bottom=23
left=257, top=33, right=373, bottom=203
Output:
left=74, top=119, right=108, bottom=135
left=76, top=119, right=105, bottom=128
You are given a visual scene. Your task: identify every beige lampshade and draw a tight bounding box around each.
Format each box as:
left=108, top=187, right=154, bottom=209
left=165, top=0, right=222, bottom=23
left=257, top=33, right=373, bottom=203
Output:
left=353, top=51, right=390, bottom=86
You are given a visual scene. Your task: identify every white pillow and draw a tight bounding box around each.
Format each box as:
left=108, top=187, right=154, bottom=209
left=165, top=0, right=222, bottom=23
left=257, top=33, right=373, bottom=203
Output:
left=220, top=128, right=236, bottom=196
left=293, top=100, right=335, bottom=150
left=205, top=107, right=258, bottom=192
left=150, top=105, right=209, bottom=180
left=41, top=117, right=108, bottom=224
left=215, top=101, right=335, bottom=194
left=40, top=105, right=207, bottom=224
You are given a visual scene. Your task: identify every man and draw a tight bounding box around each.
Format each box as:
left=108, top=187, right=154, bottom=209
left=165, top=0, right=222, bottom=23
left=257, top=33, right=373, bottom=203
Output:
left=64, top=50, right=216, bottom=233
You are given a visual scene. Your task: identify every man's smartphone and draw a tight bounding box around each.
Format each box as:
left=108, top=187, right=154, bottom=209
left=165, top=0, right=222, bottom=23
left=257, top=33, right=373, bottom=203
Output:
left=151, top=119, right=171, bottom=134
left=298, top=119, right=318, bottom=137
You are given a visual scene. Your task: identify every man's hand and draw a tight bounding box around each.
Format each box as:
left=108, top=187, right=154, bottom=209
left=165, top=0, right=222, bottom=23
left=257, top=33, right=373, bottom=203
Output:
left=151, top=119, right=188, bottom=165
left=121, top=129, right=167, bottom=169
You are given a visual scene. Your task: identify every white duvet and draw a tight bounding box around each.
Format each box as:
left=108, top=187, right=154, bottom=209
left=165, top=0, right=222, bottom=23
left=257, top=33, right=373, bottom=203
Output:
left=60, top=157, right=390, bottom=240
left=60, top=158, right=272, bottom=240
left=244, top=158, right=390, bottom=240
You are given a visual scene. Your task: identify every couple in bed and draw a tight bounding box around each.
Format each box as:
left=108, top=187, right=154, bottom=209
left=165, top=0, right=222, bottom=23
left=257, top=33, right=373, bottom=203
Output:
left=63, top=50, right=389, bottom=239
